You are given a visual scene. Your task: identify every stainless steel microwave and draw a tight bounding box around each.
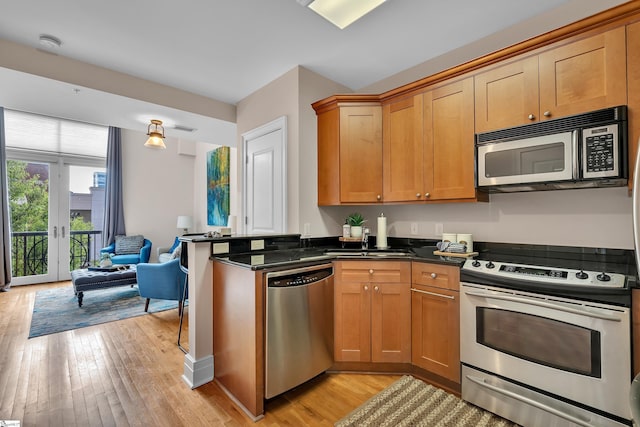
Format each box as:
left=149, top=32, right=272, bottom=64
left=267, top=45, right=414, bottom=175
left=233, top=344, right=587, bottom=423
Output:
left=475, top=106, right=628, bottom=192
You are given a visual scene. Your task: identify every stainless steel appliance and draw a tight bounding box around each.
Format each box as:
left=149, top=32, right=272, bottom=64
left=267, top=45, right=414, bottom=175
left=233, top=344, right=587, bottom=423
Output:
left=460, top=259, right=632, bottom=427
left=265, top=263, right=334, bottom=399
left=476, top=106, right=628, bottom=192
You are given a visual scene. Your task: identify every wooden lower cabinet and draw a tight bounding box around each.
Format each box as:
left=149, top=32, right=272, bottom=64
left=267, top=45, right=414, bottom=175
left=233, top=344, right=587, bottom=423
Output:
left=410, top=262, right=461, bottom=383
left=334, top=260, right=411, bottom=363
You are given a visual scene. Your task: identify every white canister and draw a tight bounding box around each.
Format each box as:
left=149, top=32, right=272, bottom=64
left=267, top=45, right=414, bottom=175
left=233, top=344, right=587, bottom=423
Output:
left=457, top=233, right=474, bottom=253
left=441, top=233, right=458, bottom=243
left=342, top=223, right=351, bottom=238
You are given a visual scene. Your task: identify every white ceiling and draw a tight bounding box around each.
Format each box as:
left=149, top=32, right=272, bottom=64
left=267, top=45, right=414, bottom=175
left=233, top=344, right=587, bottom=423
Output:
left=0, top=0, right=631, bottom=144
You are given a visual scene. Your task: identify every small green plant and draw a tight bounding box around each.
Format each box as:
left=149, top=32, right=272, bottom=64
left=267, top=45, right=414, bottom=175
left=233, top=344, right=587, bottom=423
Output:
left=346, top=212, right=365, bottom=227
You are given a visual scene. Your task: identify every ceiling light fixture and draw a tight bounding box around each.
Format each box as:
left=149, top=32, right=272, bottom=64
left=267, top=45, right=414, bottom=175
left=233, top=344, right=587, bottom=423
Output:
left=301, top=0, right=386, bottom=29
left=144, top=119, right=166, bottom=149
left=39, top=34, right=62, bottom=50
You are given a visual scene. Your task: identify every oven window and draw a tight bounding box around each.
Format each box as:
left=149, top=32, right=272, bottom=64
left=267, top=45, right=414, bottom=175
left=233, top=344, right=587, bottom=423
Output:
left=485, top=142, right=565, bottom=177
left=477, top=308, right=601, bottom=377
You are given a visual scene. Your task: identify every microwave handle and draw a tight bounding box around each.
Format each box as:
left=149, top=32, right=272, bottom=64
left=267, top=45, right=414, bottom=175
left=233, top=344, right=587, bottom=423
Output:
left=571, top=129, right=579, bottom=180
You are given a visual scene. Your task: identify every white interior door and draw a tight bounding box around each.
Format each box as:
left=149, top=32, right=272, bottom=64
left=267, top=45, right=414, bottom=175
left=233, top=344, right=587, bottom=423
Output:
left=243, top=116, right=287, bottom=234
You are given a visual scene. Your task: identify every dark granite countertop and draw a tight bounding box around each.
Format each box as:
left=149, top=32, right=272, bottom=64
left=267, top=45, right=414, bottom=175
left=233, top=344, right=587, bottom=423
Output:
left=209, top=236, right=638, bottom=286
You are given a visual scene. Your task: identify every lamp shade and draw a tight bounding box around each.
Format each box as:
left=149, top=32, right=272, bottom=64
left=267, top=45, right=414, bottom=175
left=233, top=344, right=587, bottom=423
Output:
left=145, top=119, right=166, bottom=149
left=177, top=215, right=193, bottom=233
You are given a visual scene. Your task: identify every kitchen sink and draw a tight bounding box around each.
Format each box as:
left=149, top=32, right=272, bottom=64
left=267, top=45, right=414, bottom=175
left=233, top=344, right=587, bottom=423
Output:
left=324, top=248, right=411, bottom=257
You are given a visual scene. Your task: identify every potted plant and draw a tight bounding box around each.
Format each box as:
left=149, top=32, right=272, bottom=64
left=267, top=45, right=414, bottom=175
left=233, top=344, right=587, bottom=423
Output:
left=346, top=212, right=365, bottom=238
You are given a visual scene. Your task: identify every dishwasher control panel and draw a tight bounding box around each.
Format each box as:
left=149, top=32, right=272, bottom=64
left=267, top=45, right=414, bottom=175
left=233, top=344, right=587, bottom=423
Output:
left=267, top=266, right=333, bottom=287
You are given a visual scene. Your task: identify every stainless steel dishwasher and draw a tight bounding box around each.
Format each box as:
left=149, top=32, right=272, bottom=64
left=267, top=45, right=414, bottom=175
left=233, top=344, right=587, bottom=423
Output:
left=265, top=263, right=334, bottom=399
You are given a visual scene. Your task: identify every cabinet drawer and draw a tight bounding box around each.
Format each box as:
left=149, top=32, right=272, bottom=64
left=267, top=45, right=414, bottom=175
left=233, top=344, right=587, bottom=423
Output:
left=335, top=260, right=410, bottom=283
left=412, top=262, right=459, bottom=291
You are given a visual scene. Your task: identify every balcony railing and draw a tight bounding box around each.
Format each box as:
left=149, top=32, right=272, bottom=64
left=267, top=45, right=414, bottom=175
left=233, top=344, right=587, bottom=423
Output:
left=11, top=230, right=103, bottom=277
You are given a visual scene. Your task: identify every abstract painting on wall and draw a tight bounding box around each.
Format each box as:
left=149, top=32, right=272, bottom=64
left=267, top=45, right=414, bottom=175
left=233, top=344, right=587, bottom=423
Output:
left=207, top=146, right=230, bottom=226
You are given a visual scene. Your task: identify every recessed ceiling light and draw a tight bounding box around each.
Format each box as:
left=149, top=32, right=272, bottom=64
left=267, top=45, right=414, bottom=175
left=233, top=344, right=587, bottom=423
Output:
left=39, top=34, right=62, bottom=50
left=305, top=0, right=386, bottom=29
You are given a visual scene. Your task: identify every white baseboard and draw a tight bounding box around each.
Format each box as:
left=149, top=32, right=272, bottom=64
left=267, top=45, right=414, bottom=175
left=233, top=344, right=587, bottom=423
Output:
left=182, top=353, right=214, bottom=389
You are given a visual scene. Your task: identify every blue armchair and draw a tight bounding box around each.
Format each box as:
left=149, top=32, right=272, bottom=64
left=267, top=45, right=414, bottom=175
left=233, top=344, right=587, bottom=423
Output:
left=101, top=238, right=152, bottom=265
left=136, top=258, right=187, bottom=314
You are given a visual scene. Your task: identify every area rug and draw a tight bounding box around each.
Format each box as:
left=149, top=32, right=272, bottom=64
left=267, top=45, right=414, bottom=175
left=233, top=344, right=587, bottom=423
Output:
left=335, top=375, right=519, bottom=427
left=29, top=285, right=182, bottom=338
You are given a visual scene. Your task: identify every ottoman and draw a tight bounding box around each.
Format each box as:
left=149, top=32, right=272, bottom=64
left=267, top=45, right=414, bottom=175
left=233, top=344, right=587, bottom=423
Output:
left=70, top=266, right=138, bottom=307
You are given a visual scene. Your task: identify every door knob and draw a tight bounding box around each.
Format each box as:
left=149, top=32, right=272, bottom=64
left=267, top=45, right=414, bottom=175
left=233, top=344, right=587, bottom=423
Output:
left=528, top=114, right=536, bottom=120
left=416, top=193, right=421, bottom=198
left=369, top=269, right=374, bottom=274
left=543, top=111, right=551, bottom=117
left=431, top=272, right=437, bottom=279
left=374, top=286, right=379, bottom=292
left=364, top=285, right=369, bottom=291
left=424, top=193, right=430, bottom=198
left=376, top=194, right=381, bottom=201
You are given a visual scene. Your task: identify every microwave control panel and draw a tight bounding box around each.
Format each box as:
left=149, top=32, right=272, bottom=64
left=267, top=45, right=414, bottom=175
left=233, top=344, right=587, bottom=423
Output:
left=582, top=124, right=619, bottom=178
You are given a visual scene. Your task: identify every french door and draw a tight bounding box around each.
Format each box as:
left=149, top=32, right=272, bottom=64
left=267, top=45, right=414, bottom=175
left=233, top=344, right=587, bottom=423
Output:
left=8, top=154, right=105, bottom=285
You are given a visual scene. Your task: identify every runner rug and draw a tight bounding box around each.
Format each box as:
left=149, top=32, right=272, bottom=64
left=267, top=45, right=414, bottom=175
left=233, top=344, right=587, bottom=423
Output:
left=335, top=375, right=520, bottom=427
left=29, top=285, right=181, bottom=338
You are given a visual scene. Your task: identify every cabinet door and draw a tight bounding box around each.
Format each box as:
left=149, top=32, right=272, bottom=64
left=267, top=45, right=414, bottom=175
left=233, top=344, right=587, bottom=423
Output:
left=411, top=284, right=460, bottom=382
left=539, top=27, right=627, bottom=120
left=371, top=282, right=411, bottom=363
left=339, top=106, right=383, bottom=203
left=317, top=108, right=341, bottom=205
left=334, top=280, right=371, bottom=362
left=474, top=56, right=539, bottom=133
left=383, top=95, right=424, bottom=202
left=424, top=78, right=476, bottom=200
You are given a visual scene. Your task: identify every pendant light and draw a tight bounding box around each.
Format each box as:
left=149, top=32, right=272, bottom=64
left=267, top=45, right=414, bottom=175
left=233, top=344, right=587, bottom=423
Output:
left=145, top=119, right=166, bottom=149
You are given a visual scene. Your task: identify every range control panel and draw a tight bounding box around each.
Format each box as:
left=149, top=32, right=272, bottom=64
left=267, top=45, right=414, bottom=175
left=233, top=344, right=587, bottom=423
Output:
left=462, top=259, right=626, bottom=289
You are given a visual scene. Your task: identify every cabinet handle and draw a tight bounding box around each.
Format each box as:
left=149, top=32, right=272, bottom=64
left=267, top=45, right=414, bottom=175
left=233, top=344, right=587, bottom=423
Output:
left=364, top=285, right=369, bottom=291
left=416, top=193, right=421, bottom=198
left=374, top=286, right=379, bottom=292
left=377, top=194, right=381, bottom=201
left=543, top=111, right=551, bottom=117
left=53, top=226, right=58, bottom=238
left=411, top=288, right=455, bottom=300
left=424, top=192, right=430, bottom=198
left=430, top=272, right=437, bottom=279
left=528, top=114, right=536, bottom=120
left=369, top=269, right=374, bottom=274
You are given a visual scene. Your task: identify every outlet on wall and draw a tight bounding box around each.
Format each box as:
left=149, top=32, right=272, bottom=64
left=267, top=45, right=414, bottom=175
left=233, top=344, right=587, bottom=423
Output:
left=410, top=222, right=418, bottom=235
left=435, top=223, right=444, bottom=236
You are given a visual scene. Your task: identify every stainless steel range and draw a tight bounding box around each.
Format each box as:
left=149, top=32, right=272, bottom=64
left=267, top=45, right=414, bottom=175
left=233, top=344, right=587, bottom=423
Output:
left=460, top=258, right=632, bottom=427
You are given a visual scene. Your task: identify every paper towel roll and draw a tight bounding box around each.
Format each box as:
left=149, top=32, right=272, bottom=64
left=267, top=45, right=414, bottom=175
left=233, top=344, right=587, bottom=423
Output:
left=227, top=215, right=237, bottom=233
left=377, top=214, right=388, bottom=249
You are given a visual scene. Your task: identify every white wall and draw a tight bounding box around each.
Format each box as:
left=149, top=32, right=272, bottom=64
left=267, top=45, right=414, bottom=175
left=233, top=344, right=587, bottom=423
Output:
left=236, top=66, right=635, bottom=250
left=119, top=126, right=236, bottom=261
left=324, top=187, right=633, bottom=250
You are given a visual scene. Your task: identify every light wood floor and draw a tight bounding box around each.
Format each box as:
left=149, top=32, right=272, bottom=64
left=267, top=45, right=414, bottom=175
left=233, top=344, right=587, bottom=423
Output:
left=0, top=281, right=399, bottom=426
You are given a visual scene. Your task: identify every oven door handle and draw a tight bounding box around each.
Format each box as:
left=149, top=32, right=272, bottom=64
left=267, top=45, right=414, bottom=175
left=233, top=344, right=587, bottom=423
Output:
left=465, top=375, right=595, bottom=427
left=464, top=290, right=622, bottom=322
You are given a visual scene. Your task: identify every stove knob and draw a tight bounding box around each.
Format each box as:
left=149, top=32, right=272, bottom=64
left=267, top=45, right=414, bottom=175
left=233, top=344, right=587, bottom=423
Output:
left=472, top=260, right=481, bottom=267
left=576, top=270, right=588, bottom=280
left=486, top=261, right=495, bottom=269
left=597, top=272, right=611, bottom=282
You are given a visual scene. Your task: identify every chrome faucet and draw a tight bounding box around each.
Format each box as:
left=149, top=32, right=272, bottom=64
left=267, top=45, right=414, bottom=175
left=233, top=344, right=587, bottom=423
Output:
left=362, top=227, right=370, bottom=250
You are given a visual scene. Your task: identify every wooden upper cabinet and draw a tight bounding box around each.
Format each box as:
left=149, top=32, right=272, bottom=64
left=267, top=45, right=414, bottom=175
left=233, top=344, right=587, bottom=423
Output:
left=383, top=95, right=424, bottom=202
left=539, top=26, right=627, bottom=119
left=475, top=27, right=627, bottom=133
left=628, top=21, right=640, bottom=193
left=424, top=78, right=477, bottom=200
left=474, top=56, right=539, bottom=133
left=313, top=96, right=383, bottom=205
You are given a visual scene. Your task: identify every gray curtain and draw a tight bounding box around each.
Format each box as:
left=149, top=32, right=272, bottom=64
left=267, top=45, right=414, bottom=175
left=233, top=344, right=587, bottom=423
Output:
left=102, top=127, right=126, bottom=247
left=0, top=107, right=12, bottom=291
